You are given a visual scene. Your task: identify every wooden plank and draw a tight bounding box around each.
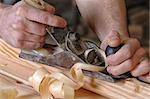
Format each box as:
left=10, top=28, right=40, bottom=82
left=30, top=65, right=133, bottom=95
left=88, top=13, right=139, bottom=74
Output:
left=0, top=39, right=105, bottom=99
left=0, top=39, right=150, bottom=99
left=0, top=74, right=40, bottom=99
left=0, top=74, right=104, bottom=99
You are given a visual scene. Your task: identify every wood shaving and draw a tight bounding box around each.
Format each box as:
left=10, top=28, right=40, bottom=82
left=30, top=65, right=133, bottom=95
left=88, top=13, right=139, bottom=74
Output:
left=29, top=63, right=105, bottom=99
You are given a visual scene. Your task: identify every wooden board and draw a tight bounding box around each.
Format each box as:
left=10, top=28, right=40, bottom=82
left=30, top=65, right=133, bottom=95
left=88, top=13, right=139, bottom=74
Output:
left=0, top=74, right=104, bottom=99
left=0, top=39, right=105, bottom=99
left=0, top=39, right=150, bottom=99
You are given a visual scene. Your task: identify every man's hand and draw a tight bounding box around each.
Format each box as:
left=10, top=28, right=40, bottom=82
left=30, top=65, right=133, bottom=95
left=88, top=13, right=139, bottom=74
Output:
left=0, top=1, right=66, bottom=49
left=101, top=31, right=150, bottom=83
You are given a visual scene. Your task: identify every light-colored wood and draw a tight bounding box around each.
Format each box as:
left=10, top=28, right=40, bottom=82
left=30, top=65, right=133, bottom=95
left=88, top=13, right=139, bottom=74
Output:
left=0, top=74, right=104, bottom=99
left=0, top=39, right=106, bottom=99
left=0, top=39, right=150, bottom=99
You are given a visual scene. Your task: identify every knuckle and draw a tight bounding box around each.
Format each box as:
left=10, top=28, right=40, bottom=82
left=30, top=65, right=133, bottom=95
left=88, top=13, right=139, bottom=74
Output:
left=12, top=23, right=18, bottom=29
left=16, top=19, right=23, bottom=25
left=39, top=12, right=49, bottom=23
left=132, top=38, right=139, bottom=43
left=124, top=45, right=132, bottom=58
left=16, top=5, right=26, bottom=16
left=12, top=20, right=25, bottom=30
left=132, top=38, right=140, bottom=46
left=139, top=48, right=147, bottom=56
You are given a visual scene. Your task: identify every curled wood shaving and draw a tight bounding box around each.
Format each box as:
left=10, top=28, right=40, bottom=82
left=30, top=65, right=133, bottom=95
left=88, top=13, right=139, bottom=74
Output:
left=29, top=63, right=105, bottom=99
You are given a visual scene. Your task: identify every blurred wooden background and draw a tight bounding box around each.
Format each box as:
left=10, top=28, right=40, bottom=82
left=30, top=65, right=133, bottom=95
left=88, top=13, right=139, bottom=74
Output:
left=126, top=0, right=149, bottom=57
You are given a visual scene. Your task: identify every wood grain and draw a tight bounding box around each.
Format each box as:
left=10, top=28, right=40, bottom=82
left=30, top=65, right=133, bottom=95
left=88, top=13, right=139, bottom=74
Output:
left=0, top=74, right=105, bottom=99
left=0, top=39, right=150, bottom=99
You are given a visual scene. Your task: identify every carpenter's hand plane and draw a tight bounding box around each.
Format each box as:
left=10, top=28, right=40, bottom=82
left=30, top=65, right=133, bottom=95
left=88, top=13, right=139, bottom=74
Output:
left=19, top=27, right=132, bottom=83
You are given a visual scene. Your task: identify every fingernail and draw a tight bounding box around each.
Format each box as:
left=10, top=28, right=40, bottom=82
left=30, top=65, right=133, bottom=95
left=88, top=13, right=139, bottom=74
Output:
left=110, top=35, right=119, bottom=41
left=108, top=34, right=121, bottom=47
left=60, top=19, right=67, bottom=27
left=131, top=71, right=138, bottom=77
left=107, top=67, right=112, bottom=74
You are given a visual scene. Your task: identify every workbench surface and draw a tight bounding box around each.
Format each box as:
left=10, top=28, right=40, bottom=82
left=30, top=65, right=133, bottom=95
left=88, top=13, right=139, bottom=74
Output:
left=0, top=39, right=105, bottom=99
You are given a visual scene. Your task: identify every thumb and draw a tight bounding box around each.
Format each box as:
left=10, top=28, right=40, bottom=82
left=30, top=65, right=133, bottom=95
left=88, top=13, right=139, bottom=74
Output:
left=107, top=31, right=121, bottom=47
